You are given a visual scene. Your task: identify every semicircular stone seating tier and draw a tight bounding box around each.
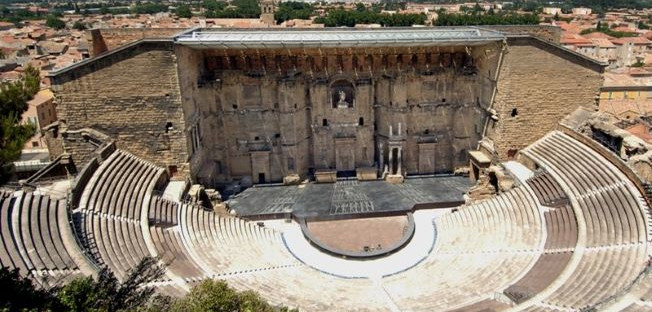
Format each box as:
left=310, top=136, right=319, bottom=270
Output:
left=516, top=130, right=652, bottom=311
left=146, top=185, right=545, bottom=311
left=0, top=190, right=96, bottom=287
left=1, top=128, right=649, bottom=311
left=74, top=149, right=165, bottom=281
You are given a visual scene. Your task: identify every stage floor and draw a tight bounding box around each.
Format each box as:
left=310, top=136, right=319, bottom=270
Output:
left=227, top=175, right=471, bottom=218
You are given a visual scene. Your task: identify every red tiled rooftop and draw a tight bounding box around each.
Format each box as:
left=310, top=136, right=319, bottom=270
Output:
left=611, top=36, right=651, bottom=45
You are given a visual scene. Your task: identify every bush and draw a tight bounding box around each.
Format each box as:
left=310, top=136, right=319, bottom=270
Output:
left=173, top=279, right=298, bottom=312
left=176, top=5, right=192, bottom=18
left=45, top=15, right=65, bottom=29
left=434, top=11, right=539, bottom=26
left=0, top=267, right=60, bottom=311
left=314, top=8, right=427, bottom=27
left=73, top=20, right=86, bottom=30
left=275, top=2, right=314, bottom=23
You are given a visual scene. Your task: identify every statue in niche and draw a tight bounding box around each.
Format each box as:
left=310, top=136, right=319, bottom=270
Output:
left=331, top=79, right=355, bottom=108
left=337, top=90, right=348, bottom=108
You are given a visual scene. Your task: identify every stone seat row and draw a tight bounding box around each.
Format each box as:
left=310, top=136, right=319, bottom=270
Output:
left=523, top=131, right=649, bottom=247
left=147, top=199, right=396, bottom=311
left=504, top=251, right=573, bottom=304
left=436, top=186, right=542, bottom=252
left=149, top=224, right=205, bottom=282
left=519, top=131, right=651, bottom=309
left=149, top=197, right=178, bottom=226
left=372, top=185, right=542, bottom=310
left=177, top=203, right=297, bottom=275
left=542, top=244, right=648, bottom=309
left=499, top=203, right=578, bottom=305
left=527, top=171, right=569, bottom=207
left=543, top=205, right=577, bottom=250
left=74, top=149, right=164, bottom=280
left=382, top=246, right=536, bottom=311
left=0, top=191, right=95, bottom=287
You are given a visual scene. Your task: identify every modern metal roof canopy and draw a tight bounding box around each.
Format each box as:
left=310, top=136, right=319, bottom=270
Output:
left=174, top=27, right=506, bottom=49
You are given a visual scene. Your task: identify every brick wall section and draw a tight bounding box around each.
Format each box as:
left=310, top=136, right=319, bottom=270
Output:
left=86, top=28, right=187, bottom=56
left=50, top=40, right=189, bottom=175
left=487, top=37, right=603, bottom=160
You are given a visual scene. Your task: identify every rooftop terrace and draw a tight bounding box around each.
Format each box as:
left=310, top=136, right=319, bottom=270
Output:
left=174, top=27, right=506, bottom=49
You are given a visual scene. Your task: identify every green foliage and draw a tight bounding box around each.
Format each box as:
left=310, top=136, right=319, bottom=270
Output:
left=0, top=257, right=166, bottom=312
left=22, top=65, right=39, bottom=98
left=58, top=256, right=165, bottom=312
left=275, top=1, right=313, bottom=23
left=631, top=60, right=646, bottom=67
left=0, top=65, right=39, bottom=182
left=383, top=1, right=405, bottom=11
left=0, top=258, right=293, bottom=312
left=204, top=0, right=227, bottom=12
left=0, top=266, right=59, bottom=311
left=230, top=0, right=261, bottom=17
left=73, top=20, right=87, bottom=31
left=580, top=22, right=640, bottom=38
left=175, top=5, right=192, bottom=18
left=434, top=11, right=539, bottom=26
left=45, top=14, right=66, bottom=29
left=173, top=279, right=298, bottom=312
left=132, top=3, right=169, bottom=14
left=314, top=8, right=427, bottom=27
left=0, top=7, right=46, bottom=25
left=202, top=0, right=260, bottom=18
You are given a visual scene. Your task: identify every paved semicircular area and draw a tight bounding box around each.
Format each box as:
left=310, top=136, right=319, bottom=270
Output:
left=274, top=210, right=440, bottom=278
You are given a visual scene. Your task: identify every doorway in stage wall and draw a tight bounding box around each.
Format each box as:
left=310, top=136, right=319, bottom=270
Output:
left=336, top=170, right=357, bottom=178
left=258, top=173, right=266, bottom=184
left=391, top=148, right=399, bottom=175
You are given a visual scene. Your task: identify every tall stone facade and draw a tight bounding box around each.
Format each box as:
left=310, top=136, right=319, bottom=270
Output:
left=49, top=40, right=189, bottom=178
left=174, top=43, right=501, bottom=185
left=48, top=28, right=604, bottom=186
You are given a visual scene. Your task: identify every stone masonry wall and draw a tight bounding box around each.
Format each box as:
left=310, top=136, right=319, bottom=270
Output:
left=86, top=28, right=186, bottom=56
left=50, top=40, right=189, bottom=176
left=486, top=37, right=603, bottom=160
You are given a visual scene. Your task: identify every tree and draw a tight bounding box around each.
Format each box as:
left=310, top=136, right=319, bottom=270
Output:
left=0, top=65, right=39, bottom=183
left=355, top=2, right=366, bottom=12
left=275, top=2, right=314, bottom=23
left=173, top=279, right=298, bottom=312
left=22, top=65, right=39, bottom=98
left=57, top=257, right=166, bottom=312
left=176, top=5, right=192, bottom=18
left=73, top=20, right=86, bottom=30
left=0, top=267, right=60, bottom=311
left=45, top=15, right=65, bottom=29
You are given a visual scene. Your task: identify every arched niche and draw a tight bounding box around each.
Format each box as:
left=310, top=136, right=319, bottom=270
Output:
left=330, top=78, right=355, bottom=109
